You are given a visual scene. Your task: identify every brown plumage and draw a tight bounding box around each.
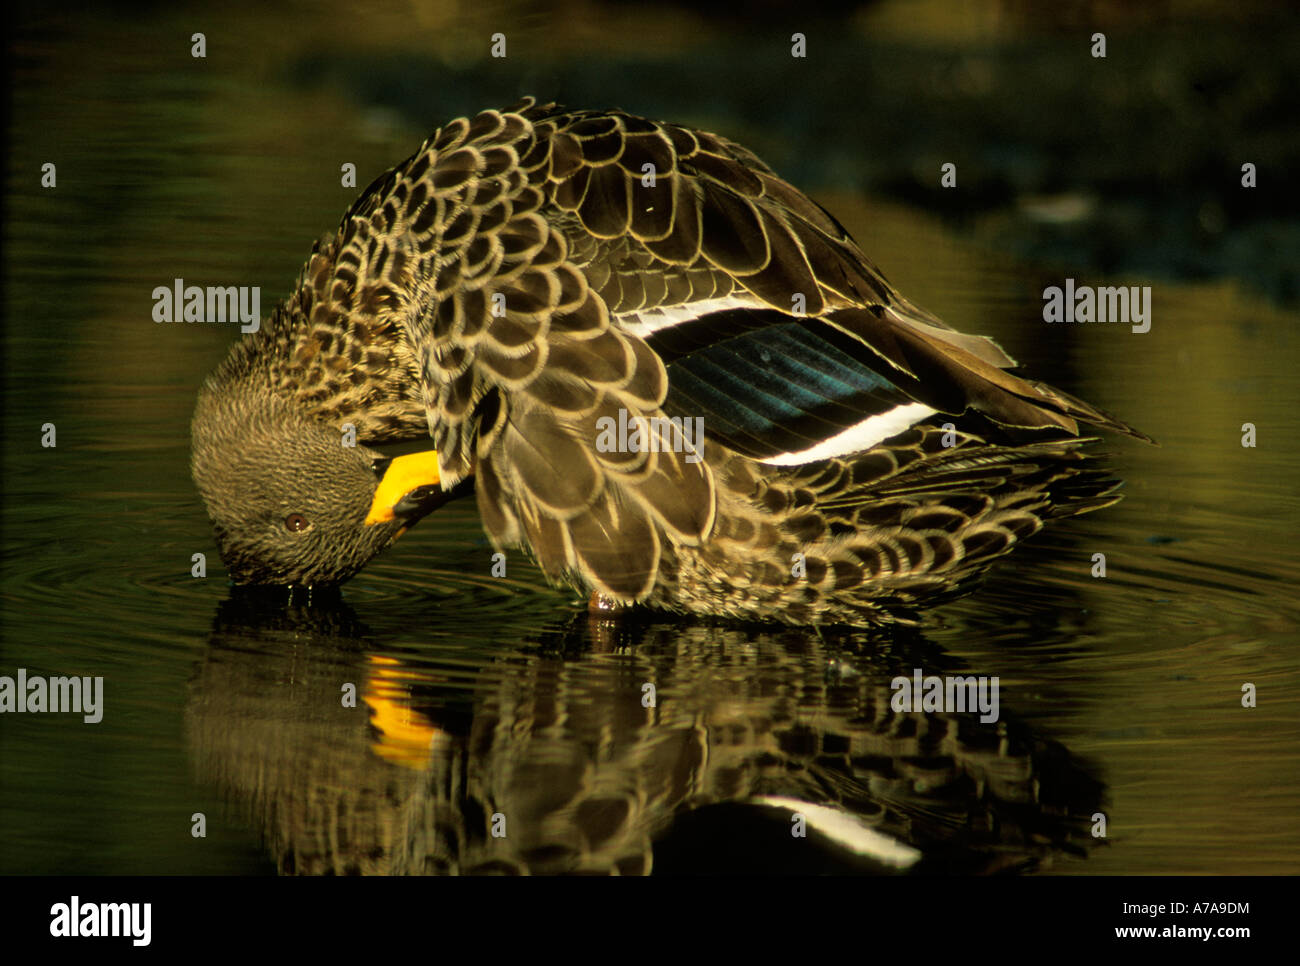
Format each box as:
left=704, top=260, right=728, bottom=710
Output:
left=192, top=98, right=1149, bottom=624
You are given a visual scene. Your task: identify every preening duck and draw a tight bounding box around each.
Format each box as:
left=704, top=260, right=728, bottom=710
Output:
left=192, top=98, right=1150, bottom=625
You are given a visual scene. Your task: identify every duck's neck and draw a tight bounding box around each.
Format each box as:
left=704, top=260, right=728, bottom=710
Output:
left=210, top=246, right=429, bottom=445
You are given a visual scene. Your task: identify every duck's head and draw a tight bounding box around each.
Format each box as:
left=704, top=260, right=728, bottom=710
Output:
left=191, top=382, right=451, bottom=587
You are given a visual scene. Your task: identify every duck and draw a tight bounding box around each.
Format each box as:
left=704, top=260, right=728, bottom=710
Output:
left=191, top=97, right=1151, bottom=625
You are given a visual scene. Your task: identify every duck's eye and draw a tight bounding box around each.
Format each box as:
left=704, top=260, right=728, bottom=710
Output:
left=285, top=513, right=311, bottom=532
left=371, top=457, right=392, bottom=479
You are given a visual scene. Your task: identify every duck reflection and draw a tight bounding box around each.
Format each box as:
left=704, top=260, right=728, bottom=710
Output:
left=186, top=589, right=1105, bottom=875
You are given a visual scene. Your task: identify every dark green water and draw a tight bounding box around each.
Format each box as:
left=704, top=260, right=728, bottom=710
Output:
left=3, top=5, right=1297, bottom=875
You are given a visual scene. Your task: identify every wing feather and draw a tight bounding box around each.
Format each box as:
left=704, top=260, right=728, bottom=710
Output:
left=326, top=97, right=1145, bottom=603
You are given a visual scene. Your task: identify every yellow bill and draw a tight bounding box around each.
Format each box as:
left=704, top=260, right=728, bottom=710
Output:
left=365, top=450, right=442, bottom=525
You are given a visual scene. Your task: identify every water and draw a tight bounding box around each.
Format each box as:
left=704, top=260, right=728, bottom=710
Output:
left=3, top=6, right=1298, bottom=875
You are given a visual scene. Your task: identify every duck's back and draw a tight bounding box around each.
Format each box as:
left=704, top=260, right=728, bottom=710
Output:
left=238, top=99, right=1149, bottom=622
